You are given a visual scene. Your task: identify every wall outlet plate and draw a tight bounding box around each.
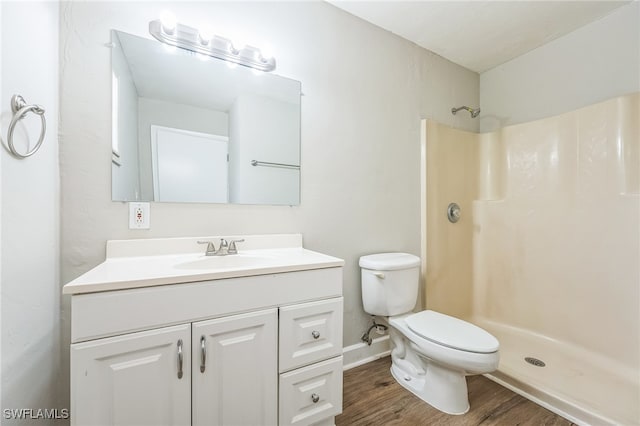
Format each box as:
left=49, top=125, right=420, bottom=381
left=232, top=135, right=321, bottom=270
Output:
left=129, top=202, right=150, bottom=229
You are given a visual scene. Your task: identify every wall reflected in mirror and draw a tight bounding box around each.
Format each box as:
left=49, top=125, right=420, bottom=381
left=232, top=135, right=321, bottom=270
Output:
left=111, top=30, right=301, bottom=205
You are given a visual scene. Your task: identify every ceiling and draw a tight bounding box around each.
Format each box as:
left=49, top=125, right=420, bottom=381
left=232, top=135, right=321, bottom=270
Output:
left=328, top=1, right=631, bottom=73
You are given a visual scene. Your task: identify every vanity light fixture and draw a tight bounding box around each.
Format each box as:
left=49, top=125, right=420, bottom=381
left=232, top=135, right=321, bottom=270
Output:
left=149, top=18, right=276, bottom=72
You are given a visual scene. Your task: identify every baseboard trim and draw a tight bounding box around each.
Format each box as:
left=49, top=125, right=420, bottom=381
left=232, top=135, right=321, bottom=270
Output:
left=342, top=335, right=390, bottom=371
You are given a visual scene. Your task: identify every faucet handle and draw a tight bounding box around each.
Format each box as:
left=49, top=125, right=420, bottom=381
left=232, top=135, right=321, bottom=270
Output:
left=228, top=239, right=245, bottom=254
left=197, top=240, right=217, bottom=256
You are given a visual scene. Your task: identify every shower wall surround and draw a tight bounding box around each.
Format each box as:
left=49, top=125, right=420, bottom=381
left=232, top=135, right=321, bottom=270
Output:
left=425, top=93, right=639, bottom=424
left=474, top=94, right=639, bottom=362
left=423, top=123, right=479, bottom=319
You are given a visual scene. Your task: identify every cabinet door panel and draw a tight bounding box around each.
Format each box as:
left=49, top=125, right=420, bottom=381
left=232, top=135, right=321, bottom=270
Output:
left=192, top=309, right=278, bottom=426
left=279, top=356, right=343, bottom=426
left=71, top=324, right=191, bottom=426
left=279, top=298, right=343, bottom=372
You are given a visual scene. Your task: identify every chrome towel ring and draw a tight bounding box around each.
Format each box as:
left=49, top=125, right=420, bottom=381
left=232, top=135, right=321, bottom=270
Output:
left=7, top=94, right=46, bottom=159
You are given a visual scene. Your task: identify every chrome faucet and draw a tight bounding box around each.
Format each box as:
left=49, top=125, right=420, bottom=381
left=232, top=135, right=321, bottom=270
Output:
left=216, top=239, right=230, bottom=255
left=197, top=238, right=245, bottom=256
left=197, top=240, right=217, bottom=256
left=228, top=239, right=245, bottom=254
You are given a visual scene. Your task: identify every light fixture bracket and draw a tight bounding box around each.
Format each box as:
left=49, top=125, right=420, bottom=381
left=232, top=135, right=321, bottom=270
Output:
left=149, top=20, right=276, bottom=72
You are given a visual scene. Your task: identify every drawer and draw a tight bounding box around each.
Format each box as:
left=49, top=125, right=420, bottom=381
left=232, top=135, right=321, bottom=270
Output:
left=279, top=297, right=343, bottom=372
left=279, top=356, right=343, bottom=426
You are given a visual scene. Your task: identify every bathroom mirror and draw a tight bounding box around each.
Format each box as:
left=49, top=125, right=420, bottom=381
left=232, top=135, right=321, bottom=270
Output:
left=111, top=30, right=301, bottom=205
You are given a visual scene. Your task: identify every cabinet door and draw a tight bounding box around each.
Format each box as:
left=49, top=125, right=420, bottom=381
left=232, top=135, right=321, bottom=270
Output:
left=192, top=309, right=278, bottom=426
left=71, top=324, right=191, bottom=426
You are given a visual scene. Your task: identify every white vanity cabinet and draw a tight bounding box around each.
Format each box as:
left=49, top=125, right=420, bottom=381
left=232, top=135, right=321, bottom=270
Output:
left=71, top=309, right=279, bottom=426
left=279, top=298, right=344, bottom=425
left=71, top=324, right=192, bottom=426
left=65, top=236, right=344, bottom=426
left=192, top=309, right=278, bottom=426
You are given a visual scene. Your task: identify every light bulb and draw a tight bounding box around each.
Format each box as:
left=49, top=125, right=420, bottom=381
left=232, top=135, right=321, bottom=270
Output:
left=199, top=27, right=213, bottom=45
left=230, top=36, right=246, bottom=55
left=160, top=11, right=176, bottom=35
left=260, top=44, right=274, bottom=62
left=229, top=43, right=242, bottom=55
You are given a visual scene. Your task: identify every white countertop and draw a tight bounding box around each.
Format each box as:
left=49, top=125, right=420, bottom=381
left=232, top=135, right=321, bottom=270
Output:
left=63, top=235, right=344, bottom=295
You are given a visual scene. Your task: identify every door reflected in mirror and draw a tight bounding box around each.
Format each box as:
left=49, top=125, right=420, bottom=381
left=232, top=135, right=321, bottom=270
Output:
left=111, top=30, right=301, bottom=205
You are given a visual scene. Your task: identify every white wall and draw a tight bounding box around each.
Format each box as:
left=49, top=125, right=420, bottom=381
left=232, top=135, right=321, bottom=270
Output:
left=228, top=95, right=300, bottom=205
left=480, top=1, right=640, bottom=132
left=1, top=1, right=60, bottom=422
left=59, top=0, right=479, bottom=409
left=0, top=1, right=3, bottom=410
left=137, top=97, right=229, bottom=200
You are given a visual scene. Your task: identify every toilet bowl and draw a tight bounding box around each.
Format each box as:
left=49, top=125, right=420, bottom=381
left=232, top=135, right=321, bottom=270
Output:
left=360, top=253, right=500, bottom=415
left=388, top=311, right=499, bottom=414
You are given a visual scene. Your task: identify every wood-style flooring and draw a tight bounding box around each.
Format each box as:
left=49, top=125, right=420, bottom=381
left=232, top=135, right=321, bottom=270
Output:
left=336, top=356, right=576, bottom=426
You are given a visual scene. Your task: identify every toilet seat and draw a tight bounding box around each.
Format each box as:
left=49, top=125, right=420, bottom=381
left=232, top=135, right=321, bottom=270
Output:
left=405, top=310, right=499, bottom=354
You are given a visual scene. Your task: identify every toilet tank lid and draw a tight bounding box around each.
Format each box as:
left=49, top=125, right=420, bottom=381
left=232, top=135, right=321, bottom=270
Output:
left=359, top=253, right=421, bottom=271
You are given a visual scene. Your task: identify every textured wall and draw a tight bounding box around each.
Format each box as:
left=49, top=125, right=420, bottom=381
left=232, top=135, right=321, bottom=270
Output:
left=1, top=1, right=61, bottom=421
left=480, top=1, right=640, bottom=132
left=59, top=0, right=479, bottom=409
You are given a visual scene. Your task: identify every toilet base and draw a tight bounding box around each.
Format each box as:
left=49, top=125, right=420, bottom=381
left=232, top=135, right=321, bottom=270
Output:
left=390, top=361, right=470, bottom=415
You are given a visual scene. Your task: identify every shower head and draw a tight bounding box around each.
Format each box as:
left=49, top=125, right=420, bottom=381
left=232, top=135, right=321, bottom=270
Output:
left=451, top=106, right=480, bottom=118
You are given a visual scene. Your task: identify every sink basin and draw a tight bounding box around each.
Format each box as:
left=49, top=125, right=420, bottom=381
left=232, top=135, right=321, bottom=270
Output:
left=174, top=254, right=275, bottom=270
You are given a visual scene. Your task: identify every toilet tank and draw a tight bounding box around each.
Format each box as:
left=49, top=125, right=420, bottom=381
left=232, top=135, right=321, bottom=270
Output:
left=359, top=253, right=421, bottom=316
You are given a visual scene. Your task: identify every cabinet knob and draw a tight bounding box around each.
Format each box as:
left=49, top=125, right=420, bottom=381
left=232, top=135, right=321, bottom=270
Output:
left=312, top=330, right=320, bottom=339
left=311, top=393, right=320, bottom=403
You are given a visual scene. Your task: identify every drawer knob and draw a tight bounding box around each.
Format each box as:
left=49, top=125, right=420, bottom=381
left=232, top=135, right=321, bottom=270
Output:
left=311, top=393, right=320, bottom=403
left=312, top=330, right=320, bottom=339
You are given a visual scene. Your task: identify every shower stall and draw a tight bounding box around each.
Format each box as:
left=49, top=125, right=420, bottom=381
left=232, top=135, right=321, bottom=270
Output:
left=422, top=93, right=639, bottom=425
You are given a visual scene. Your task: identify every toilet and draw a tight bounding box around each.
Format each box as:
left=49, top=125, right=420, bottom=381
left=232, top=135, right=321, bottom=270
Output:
left=360, top=253, right=499, bottom=415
